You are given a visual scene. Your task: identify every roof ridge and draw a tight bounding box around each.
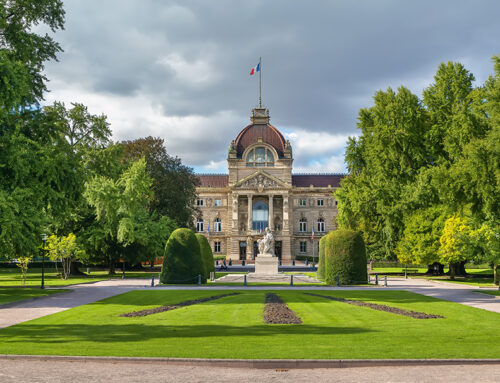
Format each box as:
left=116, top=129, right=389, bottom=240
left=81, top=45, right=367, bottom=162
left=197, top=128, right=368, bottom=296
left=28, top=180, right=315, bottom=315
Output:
left=196, top=173, right=229, bottom=176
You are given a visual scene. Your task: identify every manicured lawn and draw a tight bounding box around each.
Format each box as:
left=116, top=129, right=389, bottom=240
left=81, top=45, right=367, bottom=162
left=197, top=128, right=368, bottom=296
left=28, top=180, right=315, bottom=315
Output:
left=474, top=290, right=500, bottom=297
left=0, top=268, right=157, bottom=287
left=0, top=290, right=498, bottom=359
left=0, top=288, right=68, bottom=305
left=372, top=267, right=492, bottom=275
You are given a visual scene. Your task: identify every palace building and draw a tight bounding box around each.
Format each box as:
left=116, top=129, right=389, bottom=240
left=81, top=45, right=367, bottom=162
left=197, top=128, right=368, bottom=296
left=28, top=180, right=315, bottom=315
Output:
left=195, top=106, right=345, bottom=261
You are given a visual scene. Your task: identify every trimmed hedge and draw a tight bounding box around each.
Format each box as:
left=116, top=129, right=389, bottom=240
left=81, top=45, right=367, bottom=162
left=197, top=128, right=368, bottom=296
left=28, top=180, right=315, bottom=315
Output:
left=195, top=233, right=215, bottom=277
left=317, top=233, right=330, bottom=280
left=160, top=228, right=206, bottom=284
left=324, top=229, right=367, bottom=285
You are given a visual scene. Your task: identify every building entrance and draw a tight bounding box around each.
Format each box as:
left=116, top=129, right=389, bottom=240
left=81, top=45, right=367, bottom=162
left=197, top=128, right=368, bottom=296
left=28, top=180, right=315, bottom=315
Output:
left=275, top=241, right=282, bottom=260
left=239, top=242, right=247, bottom=260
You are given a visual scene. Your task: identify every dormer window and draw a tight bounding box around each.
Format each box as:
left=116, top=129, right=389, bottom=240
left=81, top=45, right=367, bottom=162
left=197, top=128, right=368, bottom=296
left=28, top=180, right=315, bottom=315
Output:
left=246, top=147, right=274, bottom=167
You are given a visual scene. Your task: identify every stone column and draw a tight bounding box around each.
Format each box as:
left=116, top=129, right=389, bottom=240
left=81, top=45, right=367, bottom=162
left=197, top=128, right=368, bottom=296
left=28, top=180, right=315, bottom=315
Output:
left=232, top=193, right=239, bottom=230
left=268, top=194, right=274, bottom=231
left=283, top=194, right=289, bottom=232
left=247, top=194, right=253, bottom=232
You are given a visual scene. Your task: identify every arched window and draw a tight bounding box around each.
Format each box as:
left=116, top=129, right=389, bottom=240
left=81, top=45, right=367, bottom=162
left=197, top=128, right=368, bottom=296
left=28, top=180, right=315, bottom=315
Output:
left=299, top=218, right=307, bottom=232
left=196, top=218, right=204, bottom=232
left=252, top=201, right=269, bottom=231
left=246, top=147, right=274, bottom=167
left=317, top=218, right=325, bottom=232
left=214, top=218, right=222, bottom=232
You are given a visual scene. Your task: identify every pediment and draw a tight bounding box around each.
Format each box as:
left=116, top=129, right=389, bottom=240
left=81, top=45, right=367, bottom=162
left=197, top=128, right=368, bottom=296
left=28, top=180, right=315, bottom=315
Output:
left=233, top=170, right=290, bottom=191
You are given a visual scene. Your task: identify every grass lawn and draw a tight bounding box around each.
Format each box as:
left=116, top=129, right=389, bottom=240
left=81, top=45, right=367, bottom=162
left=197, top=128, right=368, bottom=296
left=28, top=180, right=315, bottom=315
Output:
left=371, top=267, right=492, bottom=275
left=474, top=290, right=500, bottom=297
left=0, top=288, right=68, bottom=305
left=0, top=289, right=498, bottom=359
left=0, top=268, right=158, bottom=287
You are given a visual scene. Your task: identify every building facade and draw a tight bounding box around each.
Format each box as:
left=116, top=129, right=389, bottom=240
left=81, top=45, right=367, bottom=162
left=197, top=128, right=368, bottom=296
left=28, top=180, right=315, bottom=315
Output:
left=195, top=107, right=345, bottom=261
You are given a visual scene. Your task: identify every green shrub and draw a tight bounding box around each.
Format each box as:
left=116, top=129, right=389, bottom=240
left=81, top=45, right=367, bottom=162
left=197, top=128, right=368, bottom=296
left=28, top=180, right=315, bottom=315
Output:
left=317, top=233, right=331, bottom=280
left=324, top=229, right=367, bottom=285
left=160, top=228, right=206, bottom=284
left=195, top=233, right=215, bottom=277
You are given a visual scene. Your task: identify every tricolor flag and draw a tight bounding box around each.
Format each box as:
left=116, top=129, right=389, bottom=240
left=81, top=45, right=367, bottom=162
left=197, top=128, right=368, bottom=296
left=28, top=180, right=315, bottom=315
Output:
left=250, top=62, right=260, bottom=75
left=311, top=225, right=315, bottom=240
left=206, top=222, right=210, bottom=237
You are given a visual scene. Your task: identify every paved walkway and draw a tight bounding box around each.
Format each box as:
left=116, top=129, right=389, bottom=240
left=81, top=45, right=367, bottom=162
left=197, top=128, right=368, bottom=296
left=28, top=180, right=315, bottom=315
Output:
left=214, top=273, right=320, bottom=283
left=1, top=277, right=498, bottom=329
left=0, top=358, right=499, bottom=382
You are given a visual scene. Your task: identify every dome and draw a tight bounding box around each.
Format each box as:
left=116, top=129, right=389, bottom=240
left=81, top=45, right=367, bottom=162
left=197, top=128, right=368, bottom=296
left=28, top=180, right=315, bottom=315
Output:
left=234, top=107, right=286, bottom=158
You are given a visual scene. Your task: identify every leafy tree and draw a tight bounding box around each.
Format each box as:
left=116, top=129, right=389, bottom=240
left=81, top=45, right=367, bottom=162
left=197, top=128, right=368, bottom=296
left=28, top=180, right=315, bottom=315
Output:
left=121, top=137, right=199, bottom=227
left=471, top=224, right=500, bottom=285
left=16, top=256, right=31, bottom=286
left=0, top=0, right=65, bottom=107
left=336, top=86, right=429, bottom=259
left=395, top=206, right=447, bottom=269
left=45, top=233, right=84, bottom=279
left=438, top=215, right=473, bottom=279
left=84, top=158, right=175, bottom=273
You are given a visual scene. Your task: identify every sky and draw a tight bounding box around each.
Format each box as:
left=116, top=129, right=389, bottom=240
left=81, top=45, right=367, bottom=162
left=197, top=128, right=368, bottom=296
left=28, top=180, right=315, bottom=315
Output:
left=42, top=0, right=500, bottom=174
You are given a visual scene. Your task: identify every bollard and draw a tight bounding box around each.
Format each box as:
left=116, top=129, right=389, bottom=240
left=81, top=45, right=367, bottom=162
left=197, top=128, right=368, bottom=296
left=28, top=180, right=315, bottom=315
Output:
left=384, top=275, right=388, bottom=287
left=243, top=274, right=247, bottom=286
left=292, top=260, right=295, bottom=266
left=198, top=274, right=201, bottom=286
left=336, top=275, right=340, bottom=287
left=229, top=259, right=232, bottom=266
left=151, top=275, right=155, bottom=287
left=290, top=274, right=294, bottom=286
left=375, top=274, right=379, bottom=285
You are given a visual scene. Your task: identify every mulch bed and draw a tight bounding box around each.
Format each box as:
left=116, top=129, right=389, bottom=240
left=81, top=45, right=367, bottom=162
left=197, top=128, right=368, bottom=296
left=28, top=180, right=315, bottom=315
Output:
left=305, top=293, right=444, bottom=319
left=264, top=293, right=302, bottom=324
left=120, top=292, right=240, bottom=317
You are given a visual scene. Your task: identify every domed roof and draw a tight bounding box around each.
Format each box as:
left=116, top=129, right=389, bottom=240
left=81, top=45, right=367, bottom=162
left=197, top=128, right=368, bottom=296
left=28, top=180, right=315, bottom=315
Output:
left=234, top=107, right=286, bottom=158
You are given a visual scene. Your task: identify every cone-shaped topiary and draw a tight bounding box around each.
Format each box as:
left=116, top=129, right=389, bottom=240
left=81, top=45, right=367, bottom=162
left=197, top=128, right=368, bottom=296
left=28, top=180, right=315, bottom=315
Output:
left=195, top=233, right=215, bottom=277
left=161, top=228, right=206, bottom=284
left=324, top=229, right=367, bottom=285
left=317, top=232, right=331, bottom=280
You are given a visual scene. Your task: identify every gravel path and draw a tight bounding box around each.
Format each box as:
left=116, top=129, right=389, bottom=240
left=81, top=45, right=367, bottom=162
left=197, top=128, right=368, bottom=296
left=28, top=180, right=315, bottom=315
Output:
left=0, top=358, right=499, bottom=382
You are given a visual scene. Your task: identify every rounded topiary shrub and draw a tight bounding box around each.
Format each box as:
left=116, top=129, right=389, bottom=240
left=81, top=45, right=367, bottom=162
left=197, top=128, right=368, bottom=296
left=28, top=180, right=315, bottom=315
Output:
left=317, top=233, right=331, bottom=280
left=324, top=229, right=367, bottom=285
left=161, top=228, right=206, bottom=284
left=195, top=233, right=215, bottom=277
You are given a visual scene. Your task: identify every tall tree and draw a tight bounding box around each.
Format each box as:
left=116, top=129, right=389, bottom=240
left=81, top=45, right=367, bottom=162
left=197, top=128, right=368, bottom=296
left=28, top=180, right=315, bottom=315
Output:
left=121, top=137, right=199, bottom=227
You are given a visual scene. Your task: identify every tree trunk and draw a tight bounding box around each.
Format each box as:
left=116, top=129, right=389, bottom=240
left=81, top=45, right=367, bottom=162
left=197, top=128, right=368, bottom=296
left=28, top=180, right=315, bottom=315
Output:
left=108, top=260, right=116, bottom=275
left=457, top=260, right=467, bottom=276
left=426, top=262, right=444, bottom=275
left=494, top=264, right=499, bottom=286
left=449, top=262, right=456, bottom=280
left=69, top=261, right=85, bottom=276
left=369, top=260, right=374, bottom=271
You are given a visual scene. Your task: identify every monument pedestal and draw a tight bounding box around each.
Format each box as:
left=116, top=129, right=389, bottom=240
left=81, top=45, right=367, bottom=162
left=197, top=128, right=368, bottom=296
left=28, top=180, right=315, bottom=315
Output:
left=254, top=255, right=279, bottom=275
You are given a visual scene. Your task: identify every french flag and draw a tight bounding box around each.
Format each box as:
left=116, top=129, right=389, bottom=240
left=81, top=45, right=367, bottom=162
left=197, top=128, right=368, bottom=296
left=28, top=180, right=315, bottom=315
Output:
left=250, top=62, right=260, bottom=75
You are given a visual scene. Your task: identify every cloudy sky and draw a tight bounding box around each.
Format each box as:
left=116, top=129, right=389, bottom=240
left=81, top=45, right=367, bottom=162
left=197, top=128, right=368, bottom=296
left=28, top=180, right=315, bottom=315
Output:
left=42, top=0, right=500, bottom=174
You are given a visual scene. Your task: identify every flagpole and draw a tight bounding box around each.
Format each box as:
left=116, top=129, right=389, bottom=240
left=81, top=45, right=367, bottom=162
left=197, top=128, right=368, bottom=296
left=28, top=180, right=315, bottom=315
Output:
left=259, top=57, right=262, bottom=107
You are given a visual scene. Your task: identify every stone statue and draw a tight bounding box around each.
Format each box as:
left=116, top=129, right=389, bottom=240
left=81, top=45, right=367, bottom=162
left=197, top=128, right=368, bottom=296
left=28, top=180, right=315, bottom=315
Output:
left=257, top=227, right=274, bottom=257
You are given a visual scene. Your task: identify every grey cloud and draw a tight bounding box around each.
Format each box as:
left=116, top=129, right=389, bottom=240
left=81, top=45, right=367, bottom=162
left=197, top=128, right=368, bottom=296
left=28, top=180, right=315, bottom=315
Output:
left=43, top=0, right=500, bottom=170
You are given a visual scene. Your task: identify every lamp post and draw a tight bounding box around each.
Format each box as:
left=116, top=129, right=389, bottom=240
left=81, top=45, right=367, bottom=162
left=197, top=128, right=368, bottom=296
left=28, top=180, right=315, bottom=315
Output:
left=41, top=233, right=47, bottom=289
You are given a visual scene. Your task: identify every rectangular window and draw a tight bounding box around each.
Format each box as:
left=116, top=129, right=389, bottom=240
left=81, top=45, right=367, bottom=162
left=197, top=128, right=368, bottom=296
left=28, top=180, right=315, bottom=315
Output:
left=317, top=199, right=324, bottom=206
left=299, top=198, right=307, bottom=206
left=196, top=219, right=204, bottom=232
left=300, top=241, right=307, bottom=253
left=299, top=220, right=307, bottom=232
left=196, top=199, right=204, bottom=206
left=214, top=241, right=221, bottom=253
left=214, top=199, right=222, bottom=207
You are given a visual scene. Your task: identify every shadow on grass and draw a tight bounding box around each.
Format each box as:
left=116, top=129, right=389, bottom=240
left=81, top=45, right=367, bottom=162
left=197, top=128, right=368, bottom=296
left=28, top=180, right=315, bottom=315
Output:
left=0, top=323, right=373, bottom=344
